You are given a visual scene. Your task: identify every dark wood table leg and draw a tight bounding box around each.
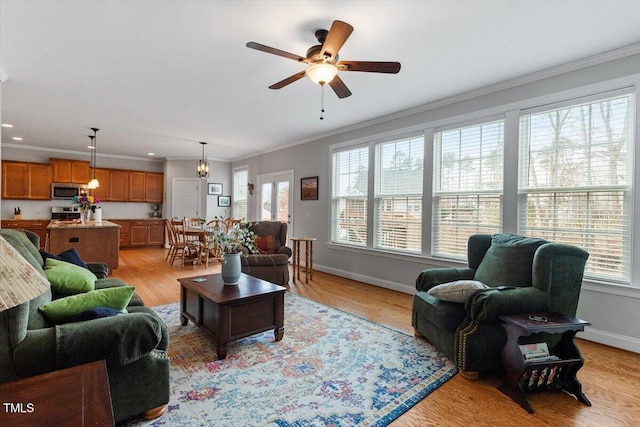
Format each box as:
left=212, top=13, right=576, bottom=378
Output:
left=498, top=322, right=534, bottom=413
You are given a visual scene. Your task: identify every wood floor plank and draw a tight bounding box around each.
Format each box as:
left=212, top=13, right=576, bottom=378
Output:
left=113, top=248, right=640, bottom=426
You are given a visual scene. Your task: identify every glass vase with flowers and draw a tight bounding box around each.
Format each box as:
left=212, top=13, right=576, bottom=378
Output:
left=71, top=194, right=100, bottom=224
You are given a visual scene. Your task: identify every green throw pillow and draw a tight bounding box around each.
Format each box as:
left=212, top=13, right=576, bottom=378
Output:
left=38, top=286, right=135, bottom=323
left=44, top=258, right=97, bottom=295
left=474, top=233, right=547, bottom=287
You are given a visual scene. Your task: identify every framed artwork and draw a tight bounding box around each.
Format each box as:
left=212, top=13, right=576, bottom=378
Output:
left=301, top=176, right=318, bottom=200
left=208, top=183, right=223, bottom=195
left=218, top=195, right=231, bottom=207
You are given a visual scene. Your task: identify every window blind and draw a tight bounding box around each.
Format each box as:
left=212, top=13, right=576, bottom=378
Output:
left=232, top=168, right=248, bottom=220
left=374, top=136, right=424, bottom=252
left=433, top=120, right=504, bottom=258
left=331, top=146, right=369, bottom=246
left=519, top=93, right=634, bottom=282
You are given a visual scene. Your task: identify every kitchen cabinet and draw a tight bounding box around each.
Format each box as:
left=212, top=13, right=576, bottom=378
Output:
left=145, top=172, right=164, bottom=203
left=109, top=220, right=131, bottom=248
left=2, top=161, right=52, bottom=200
left=109, top=170, right=129, bottom=202
left=90, top=168, right=111, bottom=201
left=129, top=172, right=163, bottom=203
left=51, top=158, right=90, bottom=184
left=129, top=172, right=146, bottom=202
left=1, top=219, right=49, bottom=249
left=124, top=219, right=164, bottom=247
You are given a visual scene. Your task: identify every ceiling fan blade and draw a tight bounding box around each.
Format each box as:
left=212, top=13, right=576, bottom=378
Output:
left=328, top=75, right=352, bottom=99
left=246, top=42, right=307, bottom=63
left=269, top=70, right=307, bottom=89
left=321, top=20, right=354, bottom=59
left=337, top=61, right=401, bottom=74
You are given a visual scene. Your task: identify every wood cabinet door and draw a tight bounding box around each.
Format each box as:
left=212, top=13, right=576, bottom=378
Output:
left=145, top=173, right=164, bottom=203
left=128, top=172, right=146, bottom=202
left=91, top=168, right=111, bottom=201
left=147, top=223, right=165, bottom=245
left=109, top=170, right=129, bottom=201
left=71, top=161, right=90, bottom=184
left=2, top=161, right=28, bottom=199
left=130, top=223, right=149, bottom=246
left=51, top=158, right=72, bottom=182
left=28, top=163, right=52, bottom=200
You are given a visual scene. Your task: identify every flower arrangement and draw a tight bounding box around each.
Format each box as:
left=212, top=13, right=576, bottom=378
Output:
left=71, top=194, right=100, bottom=212
left=211, top=222, right=258, bottom=255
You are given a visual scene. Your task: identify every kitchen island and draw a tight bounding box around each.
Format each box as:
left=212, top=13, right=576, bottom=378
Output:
left=48, top=220, right=120, bottom=271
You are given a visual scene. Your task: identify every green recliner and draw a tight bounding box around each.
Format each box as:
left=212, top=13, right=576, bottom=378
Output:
left=0, top=229, right=170, bottom=422
left=412, top=233, right=589, bottom=378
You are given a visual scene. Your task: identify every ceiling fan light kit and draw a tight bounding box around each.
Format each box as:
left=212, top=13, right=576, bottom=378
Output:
left=246, top=19, right=400, bottom=119
left=305, top=63, right=338, bottom=85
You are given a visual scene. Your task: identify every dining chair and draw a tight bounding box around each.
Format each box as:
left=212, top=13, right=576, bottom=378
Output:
left=180, top=218, right=204, bottom=265
left=201, top=219, right=227, bottom=267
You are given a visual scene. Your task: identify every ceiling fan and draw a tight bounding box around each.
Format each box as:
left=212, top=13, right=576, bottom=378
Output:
left=246, top=20, right=401, bottom=99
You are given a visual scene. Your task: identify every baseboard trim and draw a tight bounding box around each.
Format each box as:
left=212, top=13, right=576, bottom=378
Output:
left=313, top=264, right=639, bottom=354
left=313, top=264, right=415, bottom=295
left=579, top=328, right=640, bottom=354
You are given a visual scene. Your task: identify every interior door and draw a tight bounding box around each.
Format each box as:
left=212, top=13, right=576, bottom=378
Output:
left=256, top=171, right=293, bottom=241
left=171, top=178, right=201, bottom=219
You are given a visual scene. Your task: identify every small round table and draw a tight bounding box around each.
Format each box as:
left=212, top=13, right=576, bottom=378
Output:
left=291, top=237, right=316, bottom=283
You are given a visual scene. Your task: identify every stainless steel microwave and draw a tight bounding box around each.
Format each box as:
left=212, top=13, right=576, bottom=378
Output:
left=51, top=183, right=87, bottom=200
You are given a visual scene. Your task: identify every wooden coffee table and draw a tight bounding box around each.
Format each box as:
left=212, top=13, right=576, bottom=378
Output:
left=177, top=273, right=286, bottom=359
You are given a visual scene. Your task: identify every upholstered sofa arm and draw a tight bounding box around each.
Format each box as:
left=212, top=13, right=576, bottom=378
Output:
left=276, top=246, right=292, bottom=257
left=464, top=287, right=550, bottom=322
left=87, top=262, right=109, bottom=279
left=415, top=267, right=475, bottom=292
left=12, top=312, right=166, bottom=377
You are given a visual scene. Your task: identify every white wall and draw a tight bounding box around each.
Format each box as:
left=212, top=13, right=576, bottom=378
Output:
left=233, top=51, right=640, bottom=353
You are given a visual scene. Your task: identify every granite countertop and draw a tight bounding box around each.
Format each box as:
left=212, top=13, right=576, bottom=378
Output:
left=47, top=220, right=121, bottom=229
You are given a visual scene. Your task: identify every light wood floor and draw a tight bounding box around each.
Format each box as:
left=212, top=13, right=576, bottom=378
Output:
left=113, top=248, right=640, bottom=426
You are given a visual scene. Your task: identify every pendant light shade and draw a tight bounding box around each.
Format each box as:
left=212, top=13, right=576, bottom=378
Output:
left=196, top=141, right=209, bottom=179
left=87, top=128, right=100, bottom=189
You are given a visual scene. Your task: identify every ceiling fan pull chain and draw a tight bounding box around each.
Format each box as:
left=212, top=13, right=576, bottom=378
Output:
left=320, top=84, right=325, bottom=120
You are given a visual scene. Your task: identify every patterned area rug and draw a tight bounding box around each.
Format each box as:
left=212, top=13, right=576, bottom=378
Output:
left=125, top=293, right=456, bottom=426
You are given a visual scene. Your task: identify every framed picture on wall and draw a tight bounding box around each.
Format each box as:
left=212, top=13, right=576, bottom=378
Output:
left=218, top=195, right=231, bottom=207
left=208, top=183, right=223, bottom=195
left=301, top=176, right=318, bottom=200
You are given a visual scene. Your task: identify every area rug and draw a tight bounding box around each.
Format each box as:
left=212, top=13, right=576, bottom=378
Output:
left=124, top=293, right=456, bottom=426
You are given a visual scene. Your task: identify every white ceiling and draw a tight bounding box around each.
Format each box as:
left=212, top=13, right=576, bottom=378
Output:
left=1, top=1, right=639, bottom=162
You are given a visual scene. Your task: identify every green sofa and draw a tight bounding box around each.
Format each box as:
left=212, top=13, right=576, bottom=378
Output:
left=412, top=233, right=589, bottom=379
left=0, top=228, right=170, bottom=422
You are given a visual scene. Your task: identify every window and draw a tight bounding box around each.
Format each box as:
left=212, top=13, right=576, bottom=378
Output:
left=232, top=167, right=248, bottom=220
left=433, top=120, right=504, bottom=258
left=374, top=136, right=424, bottom=252
left=331, top=146, right=368, bottom=246
left=519, top=93, right=634, bottom=283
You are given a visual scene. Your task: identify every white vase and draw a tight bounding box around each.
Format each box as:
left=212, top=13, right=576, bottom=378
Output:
left=221, top=253, right=241, bottom=285
left=80, top=209, right=90, bottom=224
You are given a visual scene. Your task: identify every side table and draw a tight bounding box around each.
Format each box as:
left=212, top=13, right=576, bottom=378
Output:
left=291, top=237, right=316, bottom=283
left=0, top=360, right=114, bottom=426
left=497, top=312, right=591, bottom=413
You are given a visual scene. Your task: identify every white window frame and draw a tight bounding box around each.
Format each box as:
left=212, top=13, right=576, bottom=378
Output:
left=518, top=89, right=635, bottom=284
left=232, top=166, right=248, bottom=220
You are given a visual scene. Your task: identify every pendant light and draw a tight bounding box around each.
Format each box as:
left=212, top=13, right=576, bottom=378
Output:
left=87, top=127, right=100, bottom=189
left=196, top=141, right=209, bottom=179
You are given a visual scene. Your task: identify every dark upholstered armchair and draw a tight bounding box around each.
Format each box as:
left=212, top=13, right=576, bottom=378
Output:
left=0, top=229, right=170, bottom=422
left=412, top=233, right=589, bottom=379
left=240, top=221, right=292, bottom=285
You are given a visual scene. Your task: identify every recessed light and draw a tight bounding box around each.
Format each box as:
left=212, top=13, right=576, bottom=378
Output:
left=1, top=123, right=13, bottom=128
left=12, top=137, right=23, bottom=141
left=148, top=152, right=155, bottom=156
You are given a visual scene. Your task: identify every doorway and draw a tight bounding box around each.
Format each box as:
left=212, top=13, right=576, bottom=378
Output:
left=256, top=170, right=293, bottom=240
left=171, top=178, right=201, bottom=219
